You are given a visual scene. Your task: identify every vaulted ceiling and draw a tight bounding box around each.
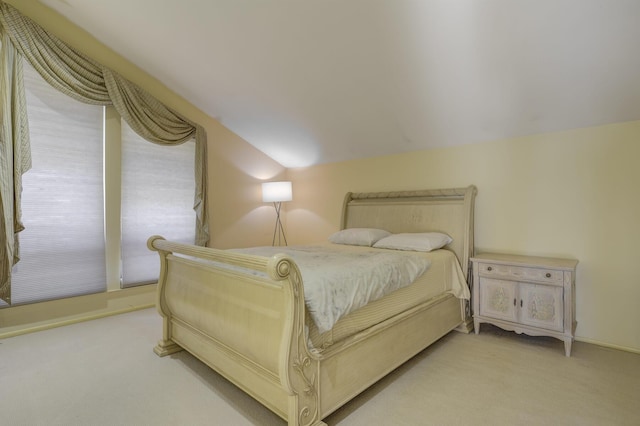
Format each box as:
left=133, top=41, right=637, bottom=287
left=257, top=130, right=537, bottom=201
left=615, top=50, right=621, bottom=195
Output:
left=41, top=0, right=640, bottom=168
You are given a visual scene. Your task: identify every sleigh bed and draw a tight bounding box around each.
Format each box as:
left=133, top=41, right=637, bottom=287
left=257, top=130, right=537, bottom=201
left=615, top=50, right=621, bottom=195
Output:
left=149, top=185, right=476, bottom=426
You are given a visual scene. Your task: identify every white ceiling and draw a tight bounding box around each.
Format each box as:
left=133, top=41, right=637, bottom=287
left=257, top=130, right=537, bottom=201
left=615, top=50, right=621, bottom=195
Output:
left=41, top=0, right=640, bottom=168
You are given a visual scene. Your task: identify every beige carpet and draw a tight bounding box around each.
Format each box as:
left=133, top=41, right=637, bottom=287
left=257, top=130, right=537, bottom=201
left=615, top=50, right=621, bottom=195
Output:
left=1, top=308, right=638, bottom=425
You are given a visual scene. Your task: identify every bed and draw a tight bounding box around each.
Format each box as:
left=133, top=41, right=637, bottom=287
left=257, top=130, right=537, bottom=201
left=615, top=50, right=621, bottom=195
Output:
left=149, top=185, right=477, bottom=426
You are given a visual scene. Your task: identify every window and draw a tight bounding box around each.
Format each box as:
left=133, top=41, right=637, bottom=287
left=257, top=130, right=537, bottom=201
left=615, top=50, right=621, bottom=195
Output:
left=8, top=61, right=106, bottom=305
left=4, top=59, right=196, bottom=306
left=121, top=122, right=195, bottom=287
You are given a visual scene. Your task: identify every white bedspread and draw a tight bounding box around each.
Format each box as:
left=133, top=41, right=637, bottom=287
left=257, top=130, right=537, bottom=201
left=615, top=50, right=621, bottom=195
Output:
left=232, top=245, right=431, bottom=334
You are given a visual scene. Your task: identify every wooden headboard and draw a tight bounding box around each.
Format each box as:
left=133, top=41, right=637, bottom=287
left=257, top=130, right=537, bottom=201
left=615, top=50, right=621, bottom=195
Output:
left=340, top=186, right=477, bottom=279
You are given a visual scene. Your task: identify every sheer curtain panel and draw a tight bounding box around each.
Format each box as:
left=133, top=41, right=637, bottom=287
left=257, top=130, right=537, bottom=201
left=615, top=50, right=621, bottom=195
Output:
left=7, top=61, right=106, bottom=306
left=121, top=121, right=196, bottom=287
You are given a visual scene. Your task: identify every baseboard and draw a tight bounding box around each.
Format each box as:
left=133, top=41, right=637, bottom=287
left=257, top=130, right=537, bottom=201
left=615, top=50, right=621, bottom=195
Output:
left=575, top=336, right=640, bottom=355
left=0, top=284, right=156, bottom=339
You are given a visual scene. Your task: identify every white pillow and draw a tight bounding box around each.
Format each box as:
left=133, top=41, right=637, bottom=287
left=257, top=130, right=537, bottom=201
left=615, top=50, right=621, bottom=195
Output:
left=373, top=232, right=453, bottom=252
left=328, top=228, right=391, bottom=247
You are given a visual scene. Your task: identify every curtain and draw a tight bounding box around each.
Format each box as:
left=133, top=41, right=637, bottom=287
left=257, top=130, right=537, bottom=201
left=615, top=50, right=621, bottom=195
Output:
left=103, top=69, right=209, bottom=246
left=0, top=30, right=31, bottom=304
left=0, top=1, right=209, bottom=303
left=11, top=60, right=107, bottom=305
left=120, top=121, right=196, bottom=287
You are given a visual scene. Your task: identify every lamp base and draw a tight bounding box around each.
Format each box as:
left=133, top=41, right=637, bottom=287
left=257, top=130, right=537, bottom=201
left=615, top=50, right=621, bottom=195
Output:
left=272, top=202, right=288, bottom=246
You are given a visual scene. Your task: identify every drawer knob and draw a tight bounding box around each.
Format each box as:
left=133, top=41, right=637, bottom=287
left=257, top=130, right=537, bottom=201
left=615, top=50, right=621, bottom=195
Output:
left=545, top=273, right=551, bottom=278
left=487, top=266, right=493, bottom=271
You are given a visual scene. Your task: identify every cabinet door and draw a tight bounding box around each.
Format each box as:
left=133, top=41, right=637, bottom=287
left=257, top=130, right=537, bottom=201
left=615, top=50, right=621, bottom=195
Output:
left=519, top=283, right=563, bottom=331
left=479, top=278, right=517, bottom=322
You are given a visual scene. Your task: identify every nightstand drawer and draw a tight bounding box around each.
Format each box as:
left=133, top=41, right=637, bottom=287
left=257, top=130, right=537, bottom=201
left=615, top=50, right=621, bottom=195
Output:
left=477, top=263, right=563, bottom=285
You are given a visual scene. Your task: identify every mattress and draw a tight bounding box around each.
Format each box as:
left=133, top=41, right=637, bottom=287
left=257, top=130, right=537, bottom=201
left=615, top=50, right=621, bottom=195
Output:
left=306, top=247, right=469, bottom=351
left=230, top=243, right=432, bottom=333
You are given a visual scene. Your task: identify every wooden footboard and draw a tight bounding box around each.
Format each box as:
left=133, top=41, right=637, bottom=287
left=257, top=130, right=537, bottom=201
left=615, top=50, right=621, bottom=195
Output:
left=148, top=236, right=323, bottom=425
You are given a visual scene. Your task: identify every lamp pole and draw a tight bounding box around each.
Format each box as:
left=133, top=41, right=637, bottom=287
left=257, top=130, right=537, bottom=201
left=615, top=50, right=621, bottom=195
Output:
left=272, top=201, right=288, bottom=246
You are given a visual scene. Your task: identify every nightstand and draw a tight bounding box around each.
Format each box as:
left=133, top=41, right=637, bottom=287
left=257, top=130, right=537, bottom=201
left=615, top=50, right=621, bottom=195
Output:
left=471, top=253, right=578, bottom=356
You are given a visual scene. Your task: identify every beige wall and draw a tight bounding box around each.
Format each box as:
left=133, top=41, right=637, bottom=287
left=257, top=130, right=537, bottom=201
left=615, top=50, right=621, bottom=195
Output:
left=287, top=121, right=640, bottom=353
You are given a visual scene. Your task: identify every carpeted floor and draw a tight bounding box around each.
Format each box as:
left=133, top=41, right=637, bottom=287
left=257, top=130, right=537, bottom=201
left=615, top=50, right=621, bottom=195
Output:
left=1, top=308, right=638, bottom=425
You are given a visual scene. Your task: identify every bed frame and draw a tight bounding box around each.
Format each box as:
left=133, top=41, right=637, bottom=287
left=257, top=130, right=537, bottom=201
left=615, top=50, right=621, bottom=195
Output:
left=149, top=185, right=476, bottom=426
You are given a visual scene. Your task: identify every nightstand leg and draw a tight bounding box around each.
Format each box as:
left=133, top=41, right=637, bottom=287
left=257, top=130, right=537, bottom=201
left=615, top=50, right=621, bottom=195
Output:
left=474, top=319, right=480, bottom=335
left=564, top=338, right=572, bottom=357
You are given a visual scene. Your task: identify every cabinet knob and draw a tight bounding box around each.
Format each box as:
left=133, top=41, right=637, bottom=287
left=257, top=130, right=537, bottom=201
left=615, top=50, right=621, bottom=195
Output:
left=545, top=273, right=551, bottom=278
left=487, top=266, right=493, bottom=271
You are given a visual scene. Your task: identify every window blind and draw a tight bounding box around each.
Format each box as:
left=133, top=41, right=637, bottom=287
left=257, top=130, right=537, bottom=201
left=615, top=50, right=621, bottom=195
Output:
left=7, top=61, right=106, bottom=306
left=120, top=122, right=196, bottom=287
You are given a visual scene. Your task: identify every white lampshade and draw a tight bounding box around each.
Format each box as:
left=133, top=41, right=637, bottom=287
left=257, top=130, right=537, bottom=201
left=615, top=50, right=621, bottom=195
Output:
left=262, top=181, right=292, bottom=203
